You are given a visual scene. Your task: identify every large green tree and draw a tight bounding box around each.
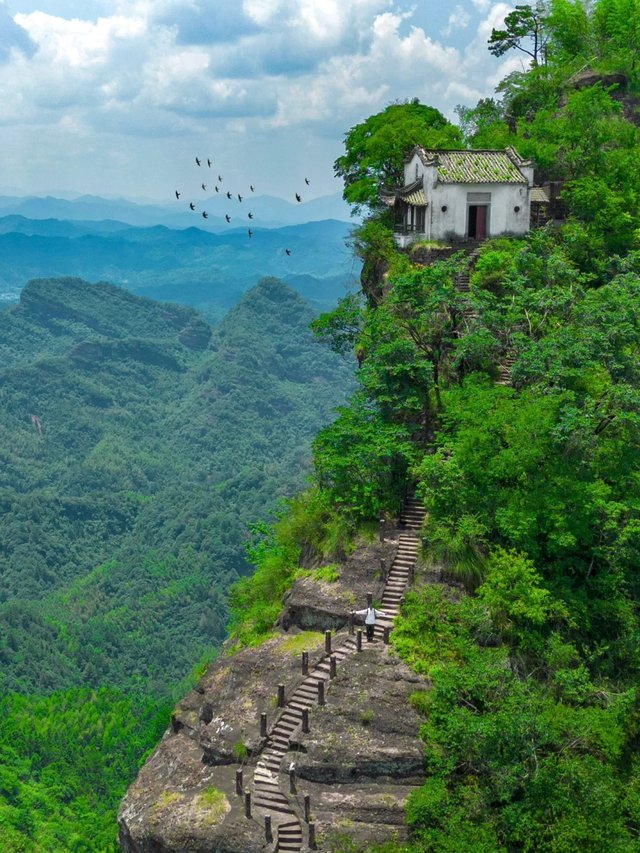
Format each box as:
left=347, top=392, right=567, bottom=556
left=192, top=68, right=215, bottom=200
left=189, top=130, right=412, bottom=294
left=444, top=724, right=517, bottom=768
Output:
left=334, top=100, right=462, bottom=215
left=488, top=3, right=551, bottom=66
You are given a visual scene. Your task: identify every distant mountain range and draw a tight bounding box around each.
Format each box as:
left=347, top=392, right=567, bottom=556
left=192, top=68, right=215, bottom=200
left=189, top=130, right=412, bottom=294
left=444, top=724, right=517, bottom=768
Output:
left=0, top=207, right=361, bottom=319
left=0, top=191, right=356, bottom=230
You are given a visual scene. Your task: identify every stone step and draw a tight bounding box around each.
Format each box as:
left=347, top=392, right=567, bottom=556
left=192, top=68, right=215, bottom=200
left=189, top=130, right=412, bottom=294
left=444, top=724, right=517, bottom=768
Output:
left=273, top=721, right=297, bottom=734
left=288, top=700, right=313, bottom=712
left=254, top=777, right=280, bottom=789
left=253, top=799, right=295, bottom=815
left=278, top=820, right=301, bottom=830
left=253, top=790, right=290, bottom=805
left=292, top=686, right=323, bottom=698
left=276, top=711, right=301, bottom=723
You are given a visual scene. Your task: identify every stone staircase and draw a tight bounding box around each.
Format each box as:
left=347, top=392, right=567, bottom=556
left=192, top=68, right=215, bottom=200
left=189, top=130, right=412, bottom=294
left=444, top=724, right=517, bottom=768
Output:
left=247, top=498, right=426, bottom=851
left=455, top=247, right=482, bottom=295
left=496, top=352, right=516, bottom=386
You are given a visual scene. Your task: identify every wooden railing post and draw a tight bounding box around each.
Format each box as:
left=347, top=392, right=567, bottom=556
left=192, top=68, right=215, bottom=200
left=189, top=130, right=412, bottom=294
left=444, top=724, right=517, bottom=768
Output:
left=383, top=626, right=390, bottom=645
left=260, top=712, right=267, bottom=738
left=304, top=794, right=311, bottom=823
left=289, top=764, right=297, bottom=794
left=302, top=708, right=310, bottom=733
left=356, top=629, right=362, bottom=652
left=265, top=814, right=273, bottom=843
left=317, top=680, right=325, bottom=706
left=325, top=629, right=332, bottom=654
left=330, top=655, right=337, bottom=679
left=244, top=791, right=251, bottom=819
left=277, top=684, right=285, bottom=708
left=236, top=768, right=243, bottom=796
left=302, top=651, right=309, bottom=676
left=309, top=821, right=317, bottom=850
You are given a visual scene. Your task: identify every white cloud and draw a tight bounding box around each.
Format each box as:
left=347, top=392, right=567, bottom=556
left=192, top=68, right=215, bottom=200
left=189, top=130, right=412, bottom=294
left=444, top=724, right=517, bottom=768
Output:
left=1, top=0, right=517, bottom=198
left=442, top=5, right=471, bottom=38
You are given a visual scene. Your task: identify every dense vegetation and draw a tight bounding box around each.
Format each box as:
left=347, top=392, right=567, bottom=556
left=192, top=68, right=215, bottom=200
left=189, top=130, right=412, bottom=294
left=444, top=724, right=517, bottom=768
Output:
left=0, top=276, right=354, bottom=850
left=232, top=2, right=640, bottom=849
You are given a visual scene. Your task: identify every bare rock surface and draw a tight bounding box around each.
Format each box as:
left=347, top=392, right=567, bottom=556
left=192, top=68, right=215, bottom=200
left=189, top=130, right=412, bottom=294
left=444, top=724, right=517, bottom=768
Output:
left=292, top=643, right=427, bottom=851
left=280, top=537, right=396, bottom=632
left=118, top=529, right=427, bottom=852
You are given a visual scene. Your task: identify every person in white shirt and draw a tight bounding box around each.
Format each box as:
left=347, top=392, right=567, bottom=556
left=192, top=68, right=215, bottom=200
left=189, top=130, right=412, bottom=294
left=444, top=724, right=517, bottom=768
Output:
left=353, top=604, right=387, bottom=642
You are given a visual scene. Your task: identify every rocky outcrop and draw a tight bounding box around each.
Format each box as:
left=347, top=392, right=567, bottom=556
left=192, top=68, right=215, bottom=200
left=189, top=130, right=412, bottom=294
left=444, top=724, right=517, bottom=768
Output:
left=280, top=539, right=395, bottom=632
left=119, top=525, right=428, bottom=852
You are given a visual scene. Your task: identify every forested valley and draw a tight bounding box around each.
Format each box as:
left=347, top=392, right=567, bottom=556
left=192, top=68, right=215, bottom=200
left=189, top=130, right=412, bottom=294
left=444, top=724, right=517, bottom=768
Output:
left=4, top=0, right=640, bottom=849
left=0, top=275, right=355, bottom=850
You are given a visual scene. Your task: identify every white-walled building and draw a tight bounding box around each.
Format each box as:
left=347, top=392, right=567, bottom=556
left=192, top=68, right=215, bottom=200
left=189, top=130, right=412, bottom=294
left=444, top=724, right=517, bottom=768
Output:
left=381, top=147, right=534, bottom=248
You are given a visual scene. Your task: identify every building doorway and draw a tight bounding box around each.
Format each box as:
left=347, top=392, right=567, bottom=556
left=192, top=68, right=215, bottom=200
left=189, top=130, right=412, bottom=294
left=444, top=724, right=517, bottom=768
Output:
left=468, top=205, right=488, bottom=239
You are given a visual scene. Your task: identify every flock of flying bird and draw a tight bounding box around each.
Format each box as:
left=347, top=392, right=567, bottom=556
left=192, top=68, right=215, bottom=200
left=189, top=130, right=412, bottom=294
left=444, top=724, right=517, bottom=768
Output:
left=174, top=156, right=312, bottom=256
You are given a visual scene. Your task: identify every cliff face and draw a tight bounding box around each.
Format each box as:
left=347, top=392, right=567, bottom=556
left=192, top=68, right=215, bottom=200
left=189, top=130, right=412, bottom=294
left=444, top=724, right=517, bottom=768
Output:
left=118, top=523, right=428, bottom=852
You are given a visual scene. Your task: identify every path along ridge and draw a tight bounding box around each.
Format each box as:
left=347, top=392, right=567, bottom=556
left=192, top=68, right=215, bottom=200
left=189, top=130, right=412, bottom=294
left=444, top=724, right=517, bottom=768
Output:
left=244, top=497, right=426, bottom=852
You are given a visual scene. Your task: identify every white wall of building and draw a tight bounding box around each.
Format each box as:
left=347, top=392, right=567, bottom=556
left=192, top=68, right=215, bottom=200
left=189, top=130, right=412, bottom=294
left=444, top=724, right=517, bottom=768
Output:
left=429, top=182, right=531, bottom=241
left=401, top=151, right=532, bottom=242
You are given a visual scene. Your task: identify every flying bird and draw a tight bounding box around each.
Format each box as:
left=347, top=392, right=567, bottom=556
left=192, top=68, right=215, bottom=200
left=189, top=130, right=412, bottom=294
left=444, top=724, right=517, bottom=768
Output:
left=248, top=212, right=254, bottom=219
left=295, top=193, right=301, bottom=202
left=195, top=157, right=201, bottom=166
left=225, top=214, right=231, bottom=223
left=250, top=185, right=255, bottom=192
left=226, top=191, right=232, bottom=199
left=215, top=186, right=219, bottom=193
left=248, top=229, right=253, bottom=238
left=201, top=183, right=206, bottom=191
left=175, top=190, right=181, bottom=199
left=202, top=211, right=208, bottom=219
left=218, top=174, right=222, bottom=182
left=189, top=202, right=196, bottom=210
left=207, top=158, right=212, bottom=167
left=285, top=248, right=291, bottom=255
left=305, top=177, right=310, bottom=185
left=237, top=193, right=243, bottom=202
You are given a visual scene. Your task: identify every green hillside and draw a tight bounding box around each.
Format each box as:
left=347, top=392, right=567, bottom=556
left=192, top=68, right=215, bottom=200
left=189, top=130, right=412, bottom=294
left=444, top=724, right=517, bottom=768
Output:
left=0, top=275, right=354, bottom=851
left=229, top=3, right=640, bottom=851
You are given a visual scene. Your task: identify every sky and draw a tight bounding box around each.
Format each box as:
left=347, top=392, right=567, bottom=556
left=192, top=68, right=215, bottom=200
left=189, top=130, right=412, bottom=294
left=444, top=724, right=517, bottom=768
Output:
left=0, top=0, right=523, bottom=202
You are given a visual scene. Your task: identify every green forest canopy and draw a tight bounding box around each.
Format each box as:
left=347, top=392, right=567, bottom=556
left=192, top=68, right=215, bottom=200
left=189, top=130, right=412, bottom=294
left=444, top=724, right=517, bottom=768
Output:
left=237, top=2, right=640, bottom=849
left=0, top=275, right=355, bottom=852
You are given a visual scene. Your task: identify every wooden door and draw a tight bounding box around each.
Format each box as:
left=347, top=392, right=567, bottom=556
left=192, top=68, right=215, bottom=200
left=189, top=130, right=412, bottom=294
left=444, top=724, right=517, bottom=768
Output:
left=476, top=205, right=488, bottom=239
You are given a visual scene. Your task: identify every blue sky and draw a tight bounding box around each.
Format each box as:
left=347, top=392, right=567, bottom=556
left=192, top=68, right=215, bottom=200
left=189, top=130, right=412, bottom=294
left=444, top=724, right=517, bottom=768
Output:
left=1, top=0, right=521, bottom=202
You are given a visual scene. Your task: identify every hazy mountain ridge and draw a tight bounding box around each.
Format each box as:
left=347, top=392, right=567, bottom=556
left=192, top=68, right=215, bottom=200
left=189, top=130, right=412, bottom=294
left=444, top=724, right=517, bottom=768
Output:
left=0, top=215, right=360, bottom=319
left=0, top=191, right=355, bottom=229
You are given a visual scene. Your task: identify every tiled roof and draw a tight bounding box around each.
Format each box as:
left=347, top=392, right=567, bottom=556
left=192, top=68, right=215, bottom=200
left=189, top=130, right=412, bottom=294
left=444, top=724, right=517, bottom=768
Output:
left=404, top=187, right=426, bottom=205
left=531, top=186, right=550, bottom=203
left=416, top=148, right=529, bottom=184
left=380, top=179, right=426, bottom=206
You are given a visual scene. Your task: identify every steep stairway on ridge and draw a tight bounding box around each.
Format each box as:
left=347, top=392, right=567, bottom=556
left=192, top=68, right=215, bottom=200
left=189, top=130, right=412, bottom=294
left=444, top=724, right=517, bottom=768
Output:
left=246, top=497, right=426, bottom=851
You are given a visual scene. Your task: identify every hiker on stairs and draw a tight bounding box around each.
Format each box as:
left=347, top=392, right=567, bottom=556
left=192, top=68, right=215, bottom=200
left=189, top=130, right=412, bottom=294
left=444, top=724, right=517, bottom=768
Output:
left=353, top=604, right=387, bottom=642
